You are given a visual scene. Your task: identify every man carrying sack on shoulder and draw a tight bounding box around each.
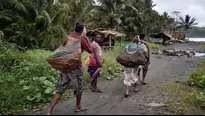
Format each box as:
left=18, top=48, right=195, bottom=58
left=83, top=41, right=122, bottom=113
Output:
left=46, top=23, right=92, bottom=115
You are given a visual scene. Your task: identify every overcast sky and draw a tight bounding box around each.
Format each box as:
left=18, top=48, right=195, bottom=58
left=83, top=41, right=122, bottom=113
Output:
left=152, top=0, right=205, bottom=27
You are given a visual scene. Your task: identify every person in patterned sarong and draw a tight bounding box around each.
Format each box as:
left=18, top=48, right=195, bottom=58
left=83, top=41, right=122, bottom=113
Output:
left=47, top=23, right=92, bottom=115
left=123, top=35, right=141, bottom=97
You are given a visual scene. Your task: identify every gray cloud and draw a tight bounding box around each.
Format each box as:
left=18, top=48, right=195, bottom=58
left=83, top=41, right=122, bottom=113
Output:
left=152, top=0, right=205, bottom=26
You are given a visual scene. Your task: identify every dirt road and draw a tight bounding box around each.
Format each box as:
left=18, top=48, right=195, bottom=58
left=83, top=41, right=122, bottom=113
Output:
left=32, top=43, right=204, bottom=115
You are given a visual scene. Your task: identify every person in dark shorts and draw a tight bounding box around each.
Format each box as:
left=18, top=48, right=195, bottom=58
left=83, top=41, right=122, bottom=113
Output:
left=87, top=33, right=103, bottom=93
left=47, top=23, right=92, bottom=115
left=137, top=34, right=150, bottom=85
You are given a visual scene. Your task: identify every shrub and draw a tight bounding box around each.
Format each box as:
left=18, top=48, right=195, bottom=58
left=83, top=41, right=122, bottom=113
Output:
left=0, top=47, right=123, bottom=114
left=187, top=61, right=205, bottom=89
left=186, top=60, right=205, bottom=111
left=200, top=44, right=205, bottom=49
left=0, top=50, right=62, bottom=114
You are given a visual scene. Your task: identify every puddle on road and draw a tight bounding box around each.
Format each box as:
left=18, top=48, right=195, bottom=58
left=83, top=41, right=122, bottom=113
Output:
left=195, top=52, right=205, bottom=57
left=144, top=102, right=166, bottom=107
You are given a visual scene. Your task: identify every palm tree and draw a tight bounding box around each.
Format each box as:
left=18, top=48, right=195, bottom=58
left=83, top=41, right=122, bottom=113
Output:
left=120, top=0, right=158, bottom=35
left=159, top=12, right=175, bottom=32
left=172, top=11, right=180, bottom=22
left=177, top=15, right=198, bottom=31
left=0, top=0, right=182, bottom=49
left=91, top=0, right=125, bottom=29
left=0, top=0, right=67, bottom=49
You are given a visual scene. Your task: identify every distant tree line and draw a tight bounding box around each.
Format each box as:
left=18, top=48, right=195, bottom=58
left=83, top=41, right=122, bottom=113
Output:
left=187, top=26, right=205, bottom=38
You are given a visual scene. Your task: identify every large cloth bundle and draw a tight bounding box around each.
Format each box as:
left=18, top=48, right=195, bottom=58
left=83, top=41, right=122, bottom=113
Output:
left=116, top=43, right=148, bottom=67
left=46, top=36, right=82, bottom=71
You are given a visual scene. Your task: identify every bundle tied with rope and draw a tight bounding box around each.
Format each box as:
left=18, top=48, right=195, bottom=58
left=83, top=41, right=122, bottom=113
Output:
left=46, top=35, right=82, bottom=71
left=116, top=43, right=148, bottom=67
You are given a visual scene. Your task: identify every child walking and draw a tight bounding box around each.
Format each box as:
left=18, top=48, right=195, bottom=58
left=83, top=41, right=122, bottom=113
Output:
left=87, top=33, right=103, bottom=93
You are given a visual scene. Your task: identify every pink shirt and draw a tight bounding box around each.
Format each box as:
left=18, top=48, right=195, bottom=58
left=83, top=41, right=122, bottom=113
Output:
left=88, top=41, right=102, bottom=66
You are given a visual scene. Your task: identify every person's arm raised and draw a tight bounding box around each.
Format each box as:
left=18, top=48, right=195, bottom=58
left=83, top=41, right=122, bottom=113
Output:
left=81, top=35, right=92, bottom=53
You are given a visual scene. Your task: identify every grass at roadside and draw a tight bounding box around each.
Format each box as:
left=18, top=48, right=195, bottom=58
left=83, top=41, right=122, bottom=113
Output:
left=155, top=60, right=205, bottom=115
left=148, top=42, right=164, bottom=49
left=184, top=39, right=191, bottom=43
left=200, top=43, right=205, bottom=49
left=155, top=82, right=205, bottom=115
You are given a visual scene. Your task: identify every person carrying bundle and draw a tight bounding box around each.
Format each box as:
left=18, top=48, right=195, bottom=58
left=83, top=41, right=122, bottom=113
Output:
left=46, top=23, right=92, bottom=115
left=116, top=35, right=148, bottom=97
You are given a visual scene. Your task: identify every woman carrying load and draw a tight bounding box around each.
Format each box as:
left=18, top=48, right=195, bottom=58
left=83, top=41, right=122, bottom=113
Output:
left=123, top=35, right=142, bottom=97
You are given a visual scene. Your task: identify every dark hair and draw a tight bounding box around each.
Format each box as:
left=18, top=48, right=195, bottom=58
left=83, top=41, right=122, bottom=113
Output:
left=75, top=23, right=84, bottom=33
left=139, top=34, right=146, bottom=40
left=133, top=35, right=140, bottom=43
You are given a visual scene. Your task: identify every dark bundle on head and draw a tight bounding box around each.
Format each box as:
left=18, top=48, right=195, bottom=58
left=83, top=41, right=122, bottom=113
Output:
left=75, top=22, right=84, bottom=33
left=86, top=30, right=101, bottom=37
left=139, top=34, right=146, bottom=40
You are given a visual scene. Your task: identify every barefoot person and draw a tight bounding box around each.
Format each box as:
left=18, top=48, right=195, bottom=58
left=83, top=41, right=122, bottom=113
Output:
left=123, top=36, right=141, bottom=97
left=47, top=23, right=92, bottom=115
left=137, top=34, right=150, bottom=85
left=87, top=33, right=103, bottom=93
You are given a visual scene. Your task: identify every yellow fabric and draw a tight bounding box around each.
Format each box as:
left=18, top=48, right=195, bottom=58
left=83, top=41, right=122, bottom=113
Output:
left=85, top=57, right=90, bottom=65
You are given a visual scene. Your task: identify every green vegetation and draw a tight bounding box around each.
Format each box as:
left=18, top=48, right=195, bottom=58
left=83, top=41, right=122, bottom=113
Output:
left=156, top=82, right=205, bottom=115
left=148, top=42, right=164, bottom=49
left=0, top=0, right=199, bottom=115
left=0, top=46, right=123, bottom=115
left=201, top=44, right=205, bottom=49
left=187, top=61, right=205, bottom=89
left=0, top=50, right=61, bottom=115
left=177, top=15, right=198, bottom=32
left=156, top=61, right=205, bottom=115
left=184, top=39, right=191, bottom=43
left=0, top=0, right=178, bottom=51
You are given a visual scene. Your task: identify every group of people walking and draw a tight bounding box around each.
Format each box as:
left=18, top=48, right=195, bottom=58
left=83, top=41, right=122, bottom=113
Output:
left=46, top=23, right=150, bottom=115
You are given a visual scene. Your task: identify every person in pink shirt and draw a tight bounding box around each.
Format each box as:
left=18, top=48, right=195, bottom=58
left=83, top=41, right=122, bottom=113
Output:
left=87, top=33, right=103, bottom=93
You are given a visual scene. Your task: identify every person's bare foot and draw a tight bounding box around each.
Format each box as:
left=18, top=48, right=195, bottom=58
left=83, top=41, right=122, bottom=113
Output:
left=47, top=108, right=53, bottom=115
left=75, top=106, right=88, bottom=112
left=134, top=88, right=140, bottom=92
left=124, top=93, right=130, bottom=98
left=141, top=81, right=147, bottom=85
left=47, top=112, right=52, bottom=115
left=92, top=88, right=102, bottom=93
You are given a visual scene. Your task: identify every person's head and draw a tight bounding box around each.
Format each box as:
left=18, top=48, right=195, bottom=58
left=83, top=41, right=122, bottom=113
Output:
left=93, top=33, right=102, bottom=43
left=139, top=33, right=146, bottom=40
left=75, top=23, right=84, bottom=34
left=132, top=35, right=140, bottom=43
